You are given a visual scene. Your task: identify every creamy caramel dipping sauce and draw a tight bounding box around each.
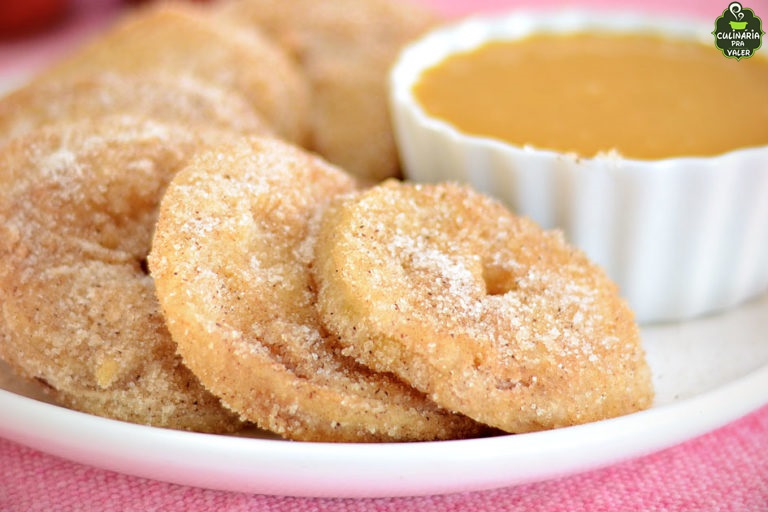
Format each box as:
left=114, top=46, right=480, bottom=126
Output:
left=413, top=33, right=768, bottom=159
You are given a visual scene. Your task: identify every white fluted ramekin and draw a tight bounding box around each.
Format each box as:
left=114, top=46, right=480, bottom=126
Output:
left=390, top=10, right=768, bottom=324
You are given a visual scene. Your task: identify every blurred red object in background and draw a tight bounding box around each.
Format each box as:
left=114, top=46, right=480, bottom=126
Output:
left=124, top=0, right=214, bottom=3
left=0, top=0, right=70, bottom=38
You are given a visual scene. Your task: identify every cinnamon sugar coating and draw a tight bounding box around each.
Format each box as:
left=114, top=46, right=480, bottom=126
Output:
left=216, top=0, right=440, bottom=182
left=39, top=3, right=309, bottom=144
left=0, top=117, right=242, bottom=432
left=313, top=181, right=654, bottom=433
left=149, top=138, right=483, bottom=442
left=0, top=73, right=271, bottom=147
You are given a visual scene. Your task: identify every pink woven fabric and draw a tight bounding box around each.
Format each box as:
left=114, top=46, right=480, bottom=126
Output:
left=1, top=0, right=767, bottom=510
left=1, top=406, right=767, bottom=511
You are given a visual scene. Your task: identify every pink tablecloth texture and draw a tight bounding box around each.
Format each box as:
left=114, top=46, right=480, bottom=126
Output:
left=0, top=405, right=766, bottom=511
left=2, top=0, right=767, bottom=510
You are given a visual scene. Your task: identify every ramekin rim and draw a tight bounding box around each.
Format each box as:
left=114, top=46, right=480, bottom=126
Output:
left=390, top=8, right=768, bottom=169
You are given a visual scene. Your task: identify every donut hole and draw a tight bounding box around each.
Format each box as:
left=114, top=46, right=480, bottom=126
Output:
left=482, top=264, right=517, bottom=296
left=138, top=257, right=150, bottom=275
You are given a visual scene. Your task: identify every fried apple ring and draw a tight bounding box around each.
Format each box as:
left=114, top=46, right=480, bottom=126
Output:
left=148, top=137, right=481, bottom=442
left=39, top=3, right=309, bottom=143
left=313, top=180, right=654, bottom=433
left=0, top=73, right=271, bottom=147
left=215, top=0, right=440, bottom=182
left=0, top=116, right=242, bottom=432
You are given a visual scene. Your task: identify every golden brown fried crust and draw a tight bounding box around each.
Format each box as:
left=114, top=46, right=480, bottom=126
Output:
left=149, top=137, right=483, bottom=442
left=0, top=73, right=271, bottom=147
left=0, top=117, right=242, bottom=433
left=39, top=3, right=310, bottom=144
left=313, top=180, right=654, bottom=433
left=216, top=0, right=442, bottom=182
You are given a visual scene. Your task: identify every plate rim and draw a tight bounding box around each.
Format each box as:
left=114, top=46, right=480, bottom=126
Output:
left=2, top=358, right=767, bottom=498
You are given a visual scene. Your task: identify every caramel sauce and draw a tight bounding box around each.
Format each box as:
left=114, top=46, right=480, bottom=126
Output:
left=413, top=33, right=768, bottom=159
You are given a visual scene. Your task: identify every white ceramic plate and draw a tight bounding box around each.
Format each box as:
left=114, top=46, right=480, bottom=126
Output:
left=1, top=72, right=767, bottom=499
left=1, top=292, right=767, bottom=498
